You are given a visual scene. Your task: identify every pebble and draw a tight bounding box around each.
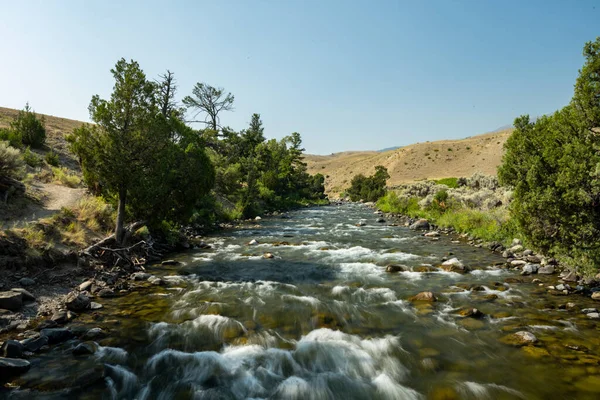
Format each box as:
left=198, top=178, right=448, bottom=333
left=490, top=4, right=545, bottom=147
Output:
left=18, top=278, right=35, bottom=287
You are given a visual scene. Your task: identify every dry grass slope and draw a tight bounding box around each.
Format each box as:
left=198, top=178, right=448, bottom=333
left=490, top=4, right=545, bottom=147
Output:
left=305, top=129, right=513, bottom=196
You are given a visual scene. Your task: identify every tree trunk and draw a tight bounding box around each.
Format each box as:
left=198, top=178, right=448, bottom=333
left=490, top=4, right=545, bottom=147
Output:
left=115, top=187, right=127, bottom=244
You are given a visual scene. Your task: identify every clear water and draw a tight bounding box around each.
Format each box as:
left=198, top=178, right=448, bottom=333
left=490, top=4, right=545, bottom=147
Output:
left=8, top=204, right=600, bottom=399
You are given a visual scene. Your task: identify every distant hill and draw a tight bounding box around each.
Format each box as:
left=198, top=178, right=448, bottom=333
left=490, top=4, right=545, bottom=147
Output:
left=377, top=145, right=402, bottom=152
left=305, top=128, right=513, bottom=197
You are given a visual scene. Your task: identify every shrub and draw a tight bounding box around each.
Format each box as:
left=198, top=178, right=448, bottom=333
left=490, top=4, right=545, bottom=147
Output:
left=45, top=150, right=60, bottom=167
left=0, top=141, right=24, bottom=179
left=22, top=147, right=42, bottom=167
left=434, top=177, right=459, bottom=188
left=52, top=167, right=81, bottom=187
left=0, top=128, right=22, bottom=148
left=11, top=103, right=46, bottom=148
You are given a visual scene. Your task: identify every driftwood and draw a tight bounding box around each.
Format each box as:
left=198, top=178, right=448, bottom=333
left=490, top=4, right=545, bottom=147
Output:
left=81, top=221, right=153, bottom=268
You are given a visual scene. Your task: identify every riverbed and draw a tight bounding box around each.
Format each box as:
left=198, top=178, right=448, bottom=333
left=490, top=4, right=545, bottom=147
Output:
left=7, top=203, right=600, bottom=399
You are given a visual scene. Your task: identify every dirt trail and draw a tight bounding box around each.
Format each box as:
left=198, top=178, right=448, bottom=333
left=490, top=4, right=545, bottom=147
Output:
left=1, top=183, right=86, bottom=228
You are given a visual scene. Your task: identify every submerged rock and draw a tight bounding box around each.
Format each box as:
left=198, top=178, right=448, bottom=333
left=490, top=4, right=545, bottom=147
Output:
left=0, top=357, right=30, bottom=382
left=409, top=291, right=437, bottom=302
left=248, top=239, right=259, bottom=245
left=161, top=260, right=180, bottom=266
left=440, top=258, right=468, bottom=273
left=82, top=327, right=106, bottom=340
left=456, top=307, right=485, bottom=319
left=385, top=264, right=407, bottom=273
left=18, top=277, right=35, bottom=287
left=501, top=331, right=538, bottom=346
left=424, top=231, right=440, bottom=237
left=131, top=272, right=151, bottom=281
left=72, top=341, right=98, bottom=355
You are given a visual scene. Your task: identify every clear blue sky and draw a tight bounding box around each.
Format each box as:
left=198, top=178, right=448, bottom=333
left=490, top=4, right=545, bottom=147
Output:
left=1, top=0, right=598, bottom=154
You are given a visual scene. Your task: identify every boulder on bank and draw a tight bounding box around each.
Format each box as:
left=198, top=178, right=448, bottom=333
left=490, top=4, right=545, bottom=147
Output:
left=10, top=288, right=35, bottom=302
left=409, top=219, right=430, bottom=231
left=538, top=265, right=555, bottom=275
left=409, top=291, right=437, bottom=302
left=1, top=340, right=24, bottom=358
left=440, top=258, right=469, bottom=273
left=0, top=291, right=23, bottom=311
left=65, top=292, right=90, bottom=312
left=20, top=335, right=48, bottom=352
left=521, top=263, right=538, bottom=276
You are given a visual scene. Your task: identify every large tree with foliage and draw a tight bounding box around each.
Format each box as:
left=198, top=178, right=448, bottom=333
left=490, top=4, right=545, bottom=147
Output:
left=70, top=59, right=215, bottom=243
left=498, top=37, right=600, bottom=274
left=347, top=165, right=389, bottom=202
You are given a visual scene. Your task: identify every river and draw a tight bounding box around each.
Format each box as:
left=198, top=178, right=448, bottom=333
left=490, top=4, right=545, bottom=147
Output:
left=7, top=203, right=600, bottom=399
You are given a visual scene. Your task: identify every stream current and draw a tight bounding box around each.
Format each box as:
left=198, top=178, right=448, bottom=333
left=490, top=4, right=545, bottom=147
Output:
left=8, top=203, right=600, bottom=399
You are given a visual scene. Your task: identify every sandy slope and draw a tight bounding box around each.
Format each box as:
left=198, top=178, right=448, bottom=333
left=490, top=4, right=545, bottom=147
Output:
left=305, top=129, right=512, bottom=196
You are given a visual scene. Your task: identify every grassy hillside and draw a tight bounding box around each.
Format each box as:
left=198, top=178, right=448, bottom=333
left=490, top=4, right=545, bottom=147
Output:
left=0, top=106, right=85, bottom=170
left=305, top=129, right=513, bottom=196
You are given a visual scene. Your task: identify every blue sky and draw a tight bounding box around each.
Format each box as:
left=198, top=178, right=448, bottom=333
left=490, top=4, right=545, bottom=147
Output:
left=1, top=1, right=598, bottom=154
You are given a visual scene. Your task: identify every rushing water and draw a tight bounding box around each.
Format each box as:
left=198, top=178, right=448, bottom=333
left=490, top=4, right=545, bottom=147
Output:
left=7, top=204, right=600, bottom=399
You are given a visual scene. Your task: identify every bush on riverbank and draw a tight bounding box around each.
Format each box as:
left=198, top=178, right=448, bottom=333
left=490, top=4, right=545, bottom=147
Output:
left=377, top=173, right=518, bottom=245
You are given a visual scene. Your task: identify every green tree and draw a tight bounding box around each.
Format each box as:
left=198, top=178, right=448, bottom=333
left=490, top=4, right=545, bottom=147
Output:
left=498, top=37, right=600, bottom=274
left=69, top=59, right=169, bottom=243
left=11, top=103, right=46, bottom=148
left=347, top=165, right=389, bottom=202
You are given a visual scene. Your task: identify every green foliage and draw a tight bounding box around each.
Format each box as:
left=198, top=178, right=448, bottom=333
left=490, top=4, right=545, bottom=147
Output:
left=44, top=150, right=60, bottom=167
left=52, top=167, right=81, bottom=187
left=11, top=103, right=46, bottom=148
left=347, top=166, right=389, bottom=202
left=434, top=177, right=459, bottom=188
left=498, top=37, right=600, bottom=274
left=0, top=141, right=24, bottom=179
left=22, top=147, right=42, bottom=167
left=0, top=128, right=22, bottom=148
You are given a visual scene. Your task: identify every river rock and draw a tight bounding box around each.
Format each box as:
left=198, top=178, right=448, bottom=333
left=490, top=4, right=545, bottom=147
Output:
left=89, top=302, right=103, bottom=310
left=410, top=219, right=430, bottom=230
left=83, top=327, right=106, bottom=340
left=255, top=216, right=262, bottom=221
left=562, top=271, right=579, bottom=282
left=51, top=310, right=71, bottom=324
left=10, top=288, right=35, bottom=302
left=131, top=272, right=151, bottom=281
left=456, top=307, right=485, bottom=319
left=510, top=260, right=527, bottom=267
left=18, top=277, right=35, bottom=287
left=0, top=291, right=23, bottom=311
left=556, top=284, right=566, bottom=291
left=521, top=263, right=538, bottom=276
left=501, top=331, right=538, bottom=346
left=376, top=217, right=386, bottom=223
left=41, top=328, right=74, bottom=344
left=385, top=264, right=407, bottom=273
left=511, top=238, right=522, bottom=247
left=1, top=340, right=24, bottom=358
left=591, top=292, right=600, bottom=301
left=409, top=291, right=437, bottom=302
left=263, top=252, right=275, bottom=259
left=526, top=255, right=542, bottom=264
left=248, top=239, right=259, bottom=245
left=538, top=265, right=555, bottom=275
left=440, top=258, right=468, bottom=273
left=72, top=341, right=98, bottom=355
left=97, top=288, right=115, bottom=298
left=20, top=335, right=48, bottom=352
left=522, top=249, right=533, bottom=256
left=65, top=292, right=90, bottom=312
left=79, top=280, right=93, bottom=291
left=588, top=313, right=600, bottom=319
left=424, top=231, right=440, bottom=237
left=0, top=357, right=30, bottom=382
left=582, top=308, right=598, bottom=314
left=161, top=259, right=180, bottom=266
left=509, top=245, right=524, bottom=253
